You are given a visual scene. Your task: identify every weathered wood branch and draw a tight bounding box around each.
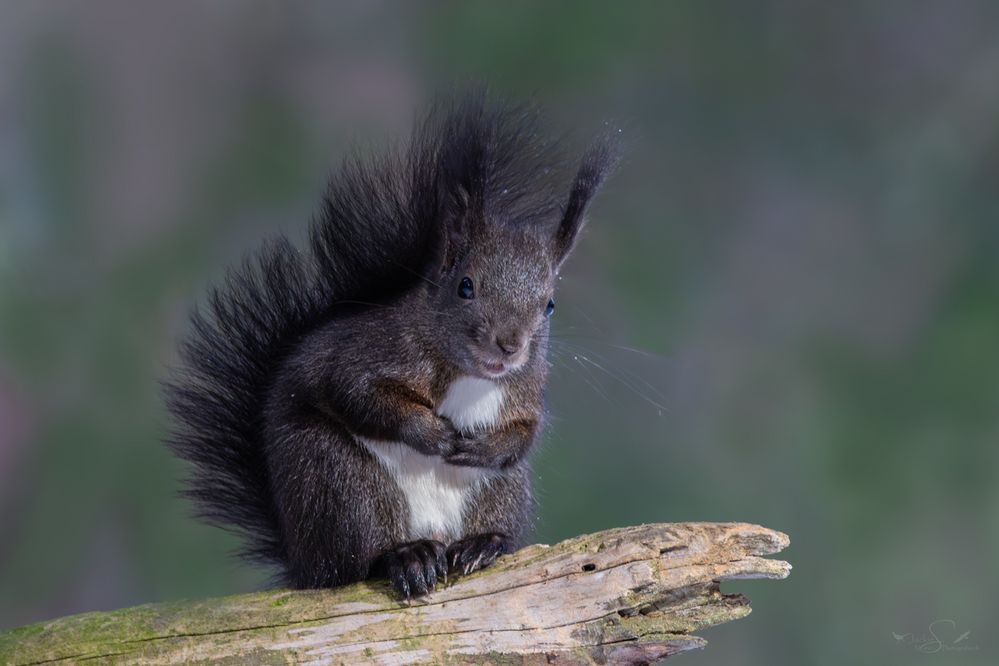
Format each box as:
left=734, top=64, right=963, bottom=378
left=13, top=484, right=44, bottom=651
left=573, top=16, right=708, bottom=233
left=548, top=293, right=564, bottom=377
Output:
left=1, top=522, right=790, bottom=665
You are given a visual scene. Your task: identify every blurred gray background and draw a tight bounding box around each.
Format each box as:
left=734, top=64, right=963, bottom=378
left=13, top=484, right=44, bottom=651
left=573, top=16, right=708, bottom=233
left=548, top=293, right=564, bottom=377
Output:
left=1, top=2, right=998, bottom=664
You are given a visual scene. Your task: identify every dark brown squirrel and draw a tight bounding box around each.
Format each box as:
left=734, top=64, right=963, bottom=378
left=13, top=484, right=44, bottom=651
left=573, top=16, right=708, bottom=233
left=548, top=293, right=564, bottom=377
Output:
left=166, top=94, right=616, bottom=597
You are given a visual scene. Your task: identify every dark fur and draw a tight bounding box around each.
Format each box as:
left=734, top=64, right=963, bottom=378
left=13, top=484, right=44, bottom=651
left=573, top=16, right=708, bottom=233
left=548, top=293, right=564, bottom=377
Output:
left=166, top=94, right=615, bottom=595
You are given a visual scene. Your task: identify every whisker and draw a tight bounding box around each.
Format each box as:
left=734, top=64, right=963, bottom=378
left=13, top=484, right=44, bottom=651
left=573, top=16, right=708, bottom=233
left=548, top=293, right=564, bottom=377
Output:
left=569, top=354, right=616, bottom=405
left=541, top=331, right=675, bottom=363
left=551, top=340, right=670, bottom=405
left=332, top=299, right=454, bottom=318
left=389, top=259, right=442, bottom=289
left=575, top=353, right=668, bottom=414
left=568, top=303, right=607, bottom=337
left=548, top=347, right=615, bottom=406
left=547, top=339, right=670, bottom=414
left=333, top=299, right=389, bottom=308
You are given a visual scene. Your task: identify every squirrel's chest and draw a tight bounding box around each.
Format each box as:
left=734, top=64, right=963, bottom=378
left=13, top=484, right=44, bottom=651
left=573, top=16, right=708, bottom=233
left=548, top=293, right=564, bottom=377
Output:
left=358, top=376, right=505, bottom=542
left=435, top=376, right=505, bottom=432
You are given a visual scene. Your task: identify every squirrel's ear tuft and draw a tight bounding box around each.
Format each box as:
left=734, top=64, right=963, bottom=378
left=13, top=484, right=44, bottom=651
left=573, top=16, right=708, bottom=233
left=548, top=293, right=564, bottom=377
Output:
left=431, top=94, right=492, bottom=272
left=554, top=134, right=619, bottom=268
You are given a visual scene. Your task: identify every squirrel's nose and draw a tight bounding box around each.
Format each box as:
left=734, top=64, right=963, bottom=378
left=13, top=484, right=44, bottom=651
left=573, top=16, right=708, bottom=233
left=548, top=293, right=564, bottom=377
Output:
left=495, top=334, right=526, bottom=357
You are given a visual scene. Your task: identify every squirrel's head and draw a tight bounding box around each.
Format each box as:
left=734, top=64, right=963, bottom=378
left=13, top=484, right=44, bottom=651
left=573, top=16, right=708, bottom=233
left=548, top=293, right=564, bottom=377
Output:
left=429, top=225, right=555, bottom=379
left=421, top=130, right=616, bottom=380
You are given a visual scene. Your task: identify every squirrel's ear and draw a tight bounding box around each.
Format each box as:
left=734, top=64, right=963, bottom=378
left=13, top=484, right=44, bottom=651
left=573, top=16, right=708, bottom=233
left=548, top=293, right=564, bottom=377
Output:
left=424, top=218, right=450, bottom=278
left=425, top=185, right=477, bottom=277
left=446, top=186, right=480, bottom=268
left=553, top=137, right=618, bottom=268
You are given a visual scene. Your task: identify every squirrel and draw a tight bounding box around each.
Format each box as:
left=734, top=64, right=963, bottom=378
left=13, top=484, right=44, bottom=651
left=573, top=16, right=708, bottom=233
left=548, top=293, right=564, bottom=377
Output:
left=166, top=95, right=616, bottom=598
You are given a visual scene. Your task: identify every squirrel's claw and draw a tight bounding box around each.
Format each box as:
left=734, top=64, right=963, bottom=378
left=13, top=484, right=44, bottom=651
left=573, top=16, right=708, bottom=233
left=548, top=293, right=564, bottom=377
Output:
left=446, top=532, right=507, bottom=578
left=375, top=539, right=447, bottom=599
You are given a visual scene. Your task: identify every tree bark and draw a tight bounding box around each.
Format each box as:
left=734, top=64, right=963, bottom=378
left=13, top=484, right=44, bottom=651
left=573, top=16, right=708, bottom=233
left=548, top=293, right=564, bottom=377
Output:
left=0, top=522, right=790, bottom=665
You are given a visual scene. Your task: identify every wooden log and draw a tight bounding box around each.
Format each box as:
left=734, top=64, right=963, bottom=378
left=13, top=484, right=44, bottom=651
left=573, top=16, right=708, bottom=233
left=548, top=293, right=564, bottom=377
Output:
left=0, top=522, right=790, bottom=665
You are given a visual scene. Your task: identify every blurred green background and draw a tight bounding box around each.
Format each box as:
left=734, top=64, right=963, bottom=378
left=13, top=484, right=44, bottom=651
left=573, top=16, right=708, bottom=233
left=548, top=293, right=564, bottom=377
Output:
left=2, top=2, right=998, bottom=663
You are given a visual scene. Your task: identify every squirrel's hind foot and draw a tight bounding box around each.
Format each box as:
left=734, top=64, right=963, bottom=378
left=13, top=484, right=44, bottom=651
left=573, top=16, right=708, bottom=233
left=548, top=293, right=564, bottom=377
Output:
left=373, top=539, right=447, bottom=599
left=447, top=532, right=508, bottom=577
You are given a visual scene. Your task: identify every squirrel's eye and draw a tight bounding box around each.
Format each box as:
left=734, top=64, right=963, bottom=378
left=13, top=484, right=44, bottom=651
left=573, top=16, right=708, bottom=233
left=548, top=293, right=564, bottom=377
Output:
left=458, top=277, right=475, bottom=299
left=544, top=298, right=555, bottom=317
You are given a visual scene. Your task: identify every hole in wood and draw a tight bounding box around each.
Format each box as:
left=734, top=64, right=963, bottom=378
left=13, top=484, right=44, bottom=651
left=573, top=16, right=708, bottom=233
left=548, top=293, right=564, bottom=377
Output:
left=582, top=563, right=596, bottom=572
left=659, top=545, right=688, bottom=555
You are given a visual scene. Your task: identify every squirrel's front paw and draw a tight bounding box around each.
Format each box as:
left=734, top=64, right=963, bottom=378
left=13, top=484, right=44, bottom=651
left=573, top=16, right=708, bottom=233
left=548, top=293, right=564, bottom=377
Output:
left=444, top=433, right=514, bottom=469
left=373, top=539, right=447, bottom=599
left=447, top=532, right=508, bottom=576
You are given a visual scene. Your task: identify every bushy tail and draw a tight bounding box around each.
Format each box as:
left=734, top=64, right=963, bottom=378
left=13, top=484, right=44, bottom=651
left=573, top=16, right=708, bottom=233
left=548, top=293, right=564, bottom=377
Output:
left=165, top=239, right=320, bottom=565
left=164, top=150, right=443, bottom=567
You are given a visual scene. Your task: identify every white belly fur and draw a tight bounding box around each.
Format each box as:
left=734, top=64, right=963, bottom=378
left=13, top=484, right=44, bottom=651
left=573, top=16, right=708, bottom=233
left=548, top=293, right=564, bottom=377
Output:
left=357, top=376, right=504, bottom=541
